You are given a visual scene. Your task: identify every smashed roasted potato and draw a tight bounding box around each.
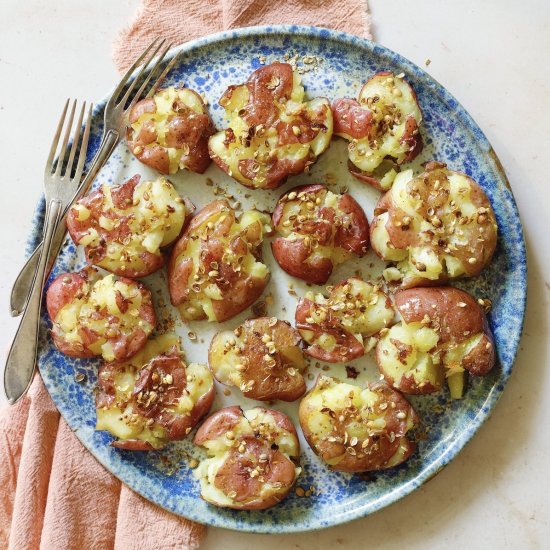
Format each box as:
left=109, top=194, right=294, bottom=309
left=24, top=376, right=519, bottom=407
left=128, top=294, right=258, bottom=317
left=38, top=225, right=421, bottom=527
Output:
left=127, top=86, right=214, bottom=174
left=370, top=162, right=498, bottom=288
left=209, top=62, right=333, bottom=189
left=46, top=267, right=155, bottom=361
left=333, top=71, right=423, bottom=190
left=96, top=334, right=215, bottom=450
left=296, top=277, right=394, bottom=363
left=271, top=184, right=370, bottom=284
left=376, top=287, right=495, bottom=398
left=299, top=375, right=418, bottom=473
left=209, top=317, right=306, bottom=401
left=67, top=174, right=191, bottom=278
left=168, top=200, right=272, bottom=322
left=193, top=406, right=301, bottom=509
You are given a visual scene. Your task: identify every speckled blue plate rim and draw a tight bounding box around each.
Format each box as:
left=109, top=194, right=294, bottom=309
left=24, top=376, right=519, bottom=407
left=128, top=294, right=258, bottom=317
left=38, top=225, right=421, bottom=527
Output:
left=29, top=25, right=527, bottom=533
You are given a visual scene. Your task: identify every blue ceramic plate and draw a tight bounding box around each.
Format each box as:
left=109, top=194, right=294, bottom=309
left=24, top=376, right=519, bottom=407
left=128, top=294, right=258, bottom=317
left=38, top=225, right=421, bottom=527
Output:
left=35, top=26, right=526, bottom=533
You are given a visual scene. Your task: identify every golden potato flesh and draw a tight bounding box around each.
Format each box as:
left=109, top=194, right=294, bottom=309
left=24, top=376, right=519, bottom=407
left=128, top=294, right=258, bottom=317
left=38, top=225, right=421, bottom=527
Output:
left=332, top=71, right=423, bottom=190
left=209, top=317, right=306, bottom=401
left=95, top=334, right=215, bottom=450
left=46, top=267, right=155, bottom=362
left=168, top=200, right=272, bottom=322
left=299, top=375, right=418, bottom=473
left=370, top=162, right=498, bottom=288
left=376, top=287, right=496, bottom=398
left=209, top=62, right=333, bottom=189
left=127, top=86, right=214, bottom=175
left=193, top=406, right=300, bottom=509
left=67, top=174, right=191, bottom=278
left=295, top=277, right=395, bottom=363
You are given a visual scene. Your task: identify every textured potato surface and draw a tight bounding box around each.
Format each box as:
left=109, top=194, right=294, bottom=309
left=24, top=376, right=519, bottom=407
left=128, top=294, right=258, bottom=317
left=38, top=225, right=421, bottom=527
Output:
left=46, top=268, right=155, bottom=361
left=209, top=317, right=306, bottom=401
left=370, top=162, right=498, bottom=288
left=333, top=71, right=423, bottom=190
left=376, top=287, right=495, bottom=397
left=194, top=406, right=300, bottom=509
left=299, top=375, right=418, bottom=472
left=168, top=199, right=271, bottom=322
left=271, top=184, right=369, bottom=284
left=209, top=62, right=333, bottom=189
left=67, top=174, right=190, bottom=278
left=127, top=86, right=214, bottom=175
left=96, top=334, right=215, bottom=450
left=296, top=277, right=394, bottom=363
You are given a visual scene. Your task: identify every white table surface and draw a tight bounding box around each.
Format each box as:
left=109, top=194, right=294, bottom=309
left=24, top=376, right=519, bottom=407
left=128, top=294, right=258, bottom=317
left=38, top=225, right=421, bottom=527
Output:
left=1, top=0, right=549, bottom=548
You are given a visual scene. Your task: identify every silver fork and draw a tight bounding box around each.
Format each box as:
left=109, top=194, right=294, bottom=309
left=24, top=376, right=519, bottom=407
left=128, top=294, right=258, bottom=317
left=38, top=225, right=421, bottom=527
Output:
left=4, top=100, right=92, bottom=404
left=9, top=38, right=181, bottom=318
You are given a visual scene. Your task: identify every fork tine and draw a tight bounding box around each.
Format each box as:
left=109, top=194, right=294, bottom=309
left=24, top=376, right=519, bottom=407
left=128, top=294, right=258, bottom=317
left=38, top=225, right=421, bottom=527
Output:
left=64, top=101, right=86, bottom=178
left=127, top=43, right=176, bottom=112
left=145, top=50, right=182, bottom=100
left=54, top=99, right=77, bottom=177
left=118, top=38, right=167, bottom=109
left=74, top=103, right=93, bottom=180
left=45, top=99, right=69, bottom=174
left=108, top=37, right=162, bottom=107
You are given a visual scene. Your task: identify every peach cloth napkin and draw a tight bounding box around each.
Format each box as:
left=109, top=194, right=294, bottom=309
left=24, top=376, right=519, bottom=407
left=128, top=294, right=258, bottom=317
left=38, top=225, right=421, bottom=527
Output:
left=0, top=374, right=205, bottom=549
left=113, top=0, right=372, bottom=72
left=1, top=1, right=372, bottom=548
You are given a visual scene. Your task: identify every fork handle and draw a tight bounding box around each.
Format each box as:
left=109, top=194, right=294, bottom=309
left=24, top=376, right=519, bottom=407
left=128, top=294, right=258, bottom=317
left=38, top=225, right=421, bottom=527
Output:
left=4, top=199, right=62, bottom=404
left=9, top=130, right=120, bottom=317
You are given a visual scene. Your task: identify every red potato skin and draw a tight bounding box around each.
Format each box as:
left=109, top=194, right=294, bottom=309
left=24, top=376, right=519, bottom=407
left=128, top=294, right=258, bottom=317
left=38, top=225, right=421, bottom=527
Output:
left=400, top=115, right=423, bottom=163
left=194, top=405, right=243, bottom=446
left=46, top=269, right=155, bottom=361
left=332, top=98, right=373, bottom=139
left=350, top=160, right=406, bottom=193
left=168, top=200, right=270, bottom=322
left=237, top=62, right=294, bottom=127
left=271, top=239, right=333, bottom=285
left=97, top=347, right=215, bottom=450
left=395, top=287, right=495, bottom=376
left=240, top=156, right=310, bottom=190
left=111, top=439, right=156, bottom=451
left=370, top=163, right=497, bottom=287
left=193, top=406, right=300, bottom=510
left=211, top=437, right=296, bottom=510
left=271, top=185, right=369, bottom=284
left=127, top=88, right=215, bottom=175
left=299, top=377, right=418, bottom=473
